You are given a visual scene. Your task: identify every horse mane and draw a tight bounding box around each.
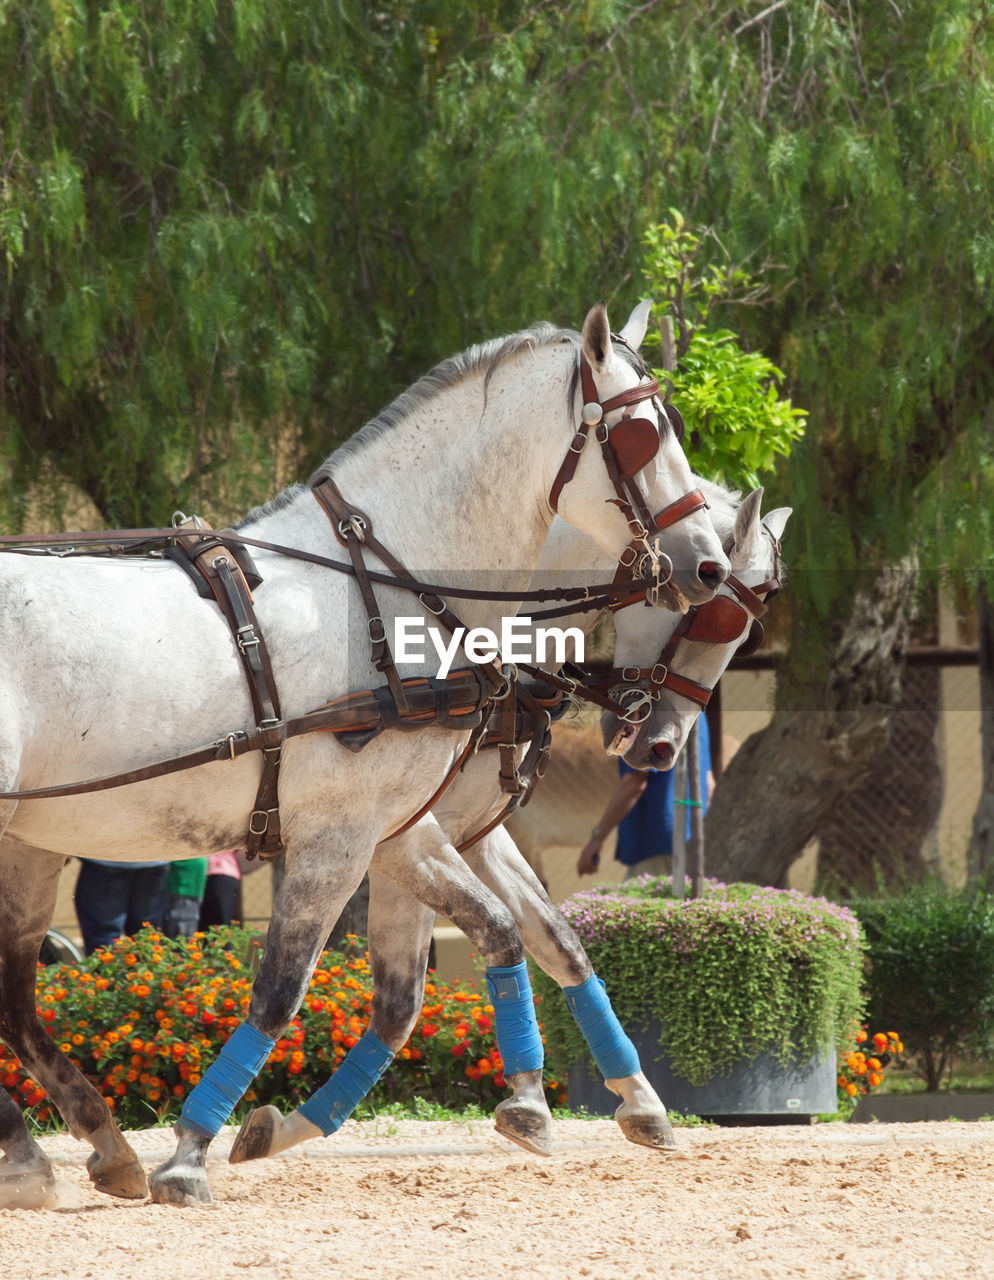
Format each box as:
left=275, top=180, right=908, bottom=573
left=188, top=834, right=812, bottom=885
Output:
left=696, top=474, right=741, bottom=541
left=313, top=322, right=580, bottom=479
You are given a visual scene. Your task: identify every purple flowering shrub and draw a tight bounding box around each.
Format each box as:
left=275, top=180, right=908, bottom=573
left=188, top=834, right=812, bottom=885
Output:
left=531, top=877, right=865, bottom=1086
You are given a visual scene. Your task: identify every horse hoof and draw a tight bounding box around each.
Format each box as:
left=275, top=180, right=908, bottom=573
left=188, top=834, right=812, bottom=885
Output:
left=86, top=1149, right=149, bottom=1199
left=229, top=1106, right=279, bottom=1163
left=0, top=1162, right=60, bottom=1210
left=229, top=1105, right=322, bottom=1163
left=494, top=1098, right=553, bottom=1157
left=149, top=1159, right=213, bottom=1207
left=615, top=1108, right=678, bottom=1151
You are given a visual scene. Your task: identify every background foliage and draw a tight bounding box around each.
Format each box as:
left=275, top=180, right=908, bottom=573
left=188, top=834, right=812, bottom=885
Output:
left=3, top=1, right=994, bottom=880
left=851, top=882, right=994, bottom=1091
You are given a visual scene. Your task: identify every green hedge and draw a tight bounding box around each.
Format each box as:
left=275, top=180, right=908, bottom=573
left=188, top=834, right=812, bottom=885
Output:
left=849, top=882, right=994, bottom=1091
left=531, top=878, right=865, bottom=1087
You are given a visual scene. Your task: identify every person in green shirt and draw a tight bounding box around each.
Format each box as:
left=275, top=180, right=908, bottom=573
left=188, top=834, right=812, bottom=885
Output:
left=163, top=857, right=208, bottom=939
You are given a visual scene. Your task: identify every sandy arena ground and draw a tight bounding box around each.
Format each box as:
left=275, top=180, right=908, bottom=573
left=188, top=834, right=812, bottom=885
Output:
left=3, top=1117, right=993, bottom=1280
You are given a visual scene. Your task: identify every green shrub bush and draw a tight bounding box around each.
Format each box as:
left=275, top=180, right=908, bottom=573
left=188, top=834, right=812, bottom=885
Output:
left=1, top=925, right=565, bottom=1132
left=850, top=881, right=994, bottom=1091
left=531, top=877, right=865, bottom=1086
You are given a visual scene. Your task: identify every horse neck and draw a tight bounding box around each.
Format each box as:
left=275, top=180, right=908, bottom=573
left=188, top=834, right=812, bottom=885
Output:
left=317, top=351, right=576, bottom=630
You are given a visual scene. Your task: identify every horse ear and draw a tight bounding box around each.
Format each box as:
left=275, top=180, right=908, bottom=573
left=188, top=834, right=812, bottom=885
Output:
left=618, top=299, right=653, bottom=350
left=763, top=506, right=792, bottom=543
left=581, top=302, right=611, bottom=369
left=732, top=487, right=764, bottom=548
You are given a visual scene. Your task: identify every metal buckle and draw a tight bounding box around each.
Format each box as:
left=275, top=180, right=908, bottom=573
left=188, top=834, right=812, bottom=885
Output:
left=368, top=616, right=386, bottom=644
left=249, top=809, right=270, bottom=836
left=237, top=624, right=260, bottom=652
left=649, top=663, right=668, bottom=688
left=419, top=592, right=446, bottom=617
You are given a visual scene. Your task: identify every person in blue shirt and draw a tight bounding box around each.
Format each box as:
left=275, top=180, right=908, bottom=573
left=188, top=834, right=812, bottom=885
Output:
left=577, top=714, right=713, bottom=879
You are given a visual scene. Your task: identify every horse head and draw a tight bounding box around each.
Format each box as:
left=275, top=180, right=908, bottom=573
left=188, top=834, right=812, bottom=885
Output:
left=548, top=301, right=730, bottom=608
left=600, top=487, right=792, bottom=770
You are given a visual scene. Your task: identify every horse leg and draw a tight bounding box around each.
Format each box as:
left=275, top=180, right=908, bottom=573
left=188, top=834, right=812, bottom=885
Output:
left=231, top=870, right=436, bottom=1162
left=372, top=822, right=553, bottom=1156
left=149, top=840, right=367, bottom=1206
left=462, top=826, right=676, bottom=1151
left=0, top=839, right=149, bottom=1200
left=0, top=1073, right=59, bottom=1209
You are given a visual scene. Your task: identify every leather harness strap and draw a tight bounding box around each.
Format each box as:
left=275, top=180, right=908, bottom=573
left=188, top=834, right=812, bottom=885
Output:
left=171, top=518, right=285, bottom=859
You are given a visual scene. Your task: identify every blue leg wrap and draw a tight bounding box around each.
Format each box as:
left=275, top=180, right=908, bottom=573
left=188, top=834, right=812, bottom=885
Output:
left=562, top=974, right=640, bottom=1080
left=179, top=1023, right=276, bottom=1138
left=298, top=1032, right=394, bottom=1137
left=485, top=961, right=544, bottom=1077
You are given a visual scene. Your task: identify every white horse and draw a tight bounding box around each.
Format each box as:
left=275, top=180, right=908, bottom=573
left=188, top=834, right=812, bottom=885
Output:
left=229, top=481, right=761, bottom=1167
left=601, top=487, right=792, bottom=769
left=0, top=301, right=729, bottom=1208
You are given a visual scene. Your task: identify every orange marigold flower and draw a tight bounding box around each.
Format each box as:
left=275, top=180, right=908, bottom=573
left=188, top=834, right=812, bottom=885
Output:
left=873, top=1032, right=888, bottom=1049
left=855, top=1029, right=868, bottom=1043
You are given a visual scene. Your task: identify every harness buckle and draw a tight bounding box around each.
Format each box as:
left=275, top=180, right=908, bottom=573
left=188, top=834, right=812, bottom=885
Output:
left=649, top=663, right=668, bottom=688
left=419, top=592, right=447, bottom=617
left=237, top=624, right=261, bottom=652
left=368, top=616, right=386, bottom=644
left=567, top=430, right=588, bottom=455
left=249, top=809, right=272, bottom=836
left=621, top=665, right=642, bottom=683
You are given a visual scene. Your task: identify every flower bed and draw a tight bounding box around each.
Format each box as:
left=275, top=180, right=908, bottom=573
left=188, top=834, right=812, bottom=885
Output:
left=531, top=877, right=865, bottom=1090
left=2, top=926, right=564, bottom=1132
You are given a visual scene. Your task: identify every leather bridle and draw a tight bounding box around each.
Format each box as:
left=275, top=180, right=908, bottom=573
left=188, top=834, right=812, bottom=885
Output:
left=598, top=524, right=784, bottom=726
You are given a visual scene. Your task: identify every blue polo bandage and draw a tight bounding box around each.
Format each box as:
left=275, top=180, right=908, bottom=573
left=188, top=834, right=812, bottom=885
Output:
left=485, top=962, right=544, bottom=1077
left=563, top=974, right=640, bottom=1080
left=179, top=1023, right=276, bottom=1138
left=298, top=1031, right=394, bottom=1137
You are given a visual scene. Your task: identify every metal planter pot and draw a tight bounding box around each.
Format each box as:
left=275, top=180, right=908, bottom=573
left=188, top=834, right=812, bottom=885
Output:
left=568, top=1020, right=838, bottom=1124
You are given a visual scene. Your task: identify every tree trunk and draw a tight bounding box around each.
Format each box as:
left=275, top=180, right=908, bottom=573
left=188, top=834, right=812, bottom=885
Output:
left=705, top=563, right=918, bottom=887
left=969, top=584, right=994, bottom=881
